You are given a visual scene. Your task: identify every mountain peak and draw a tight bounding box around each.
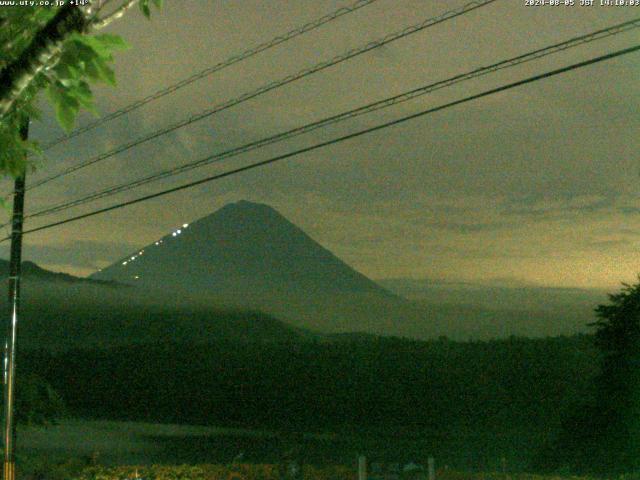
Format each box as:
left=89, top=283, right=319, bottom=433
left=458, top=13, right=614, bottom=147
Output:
left=222, top=199, right=272, bottom=212
left=205, top=200, right=284, bottom=222
left=233, top=199, right=269, bottom=209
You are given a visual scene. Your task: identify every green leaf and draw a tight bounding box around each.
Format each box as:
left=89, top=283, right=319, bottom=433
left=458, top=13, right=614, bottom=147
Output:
left=22, top=103, right=41, bottom=121
left=93, top=34, right=130, bottom=52
left=72, top=40, right=101, bottom=66
left=53, top=61, right=74, bottom=81
left=95, top=58, right=116, bottom=85
left=46, top=83, right=64, bottom=111
left=56, top=96, right=80, bottom=133
left=71, top=35, right=108, bottom=60
left=46, top=84, right=80, bottom=132
left=152, top=0, right=164, bottom=8
left=72, top=33, right=129, bottom=59
left=71, top=81, right=92, bottom=102
left=0, top=119, right=31, bottom=178
left=140, top=0, right=151, bottom=18
left=69, top=81, right=99, bottom=116
left=86, top=57, right=116, bottom=85
left=58, top=77, right=79, bottom=88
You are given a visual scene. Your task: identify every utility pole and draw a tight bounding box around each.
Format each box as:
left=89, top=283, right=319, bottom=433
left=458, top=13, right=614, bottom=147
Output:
left=3, top=116, right=28, bottom=480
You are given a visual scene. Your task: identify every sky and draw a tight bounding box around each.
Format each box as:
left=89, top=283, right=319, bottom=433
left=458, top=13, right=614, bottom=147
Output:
left=1, top=0, right=638, bottom=288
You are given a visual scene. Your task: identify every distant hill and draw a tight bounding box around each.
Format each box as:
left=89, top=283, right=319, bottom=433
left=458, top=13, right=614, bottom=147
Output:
left=0, top=258, right=118, bottom=286
left=0, top=258, right=308, bottom=351
left=376, top=277, right=608, bottom=338
left=377, top=277, right=609, bottom=310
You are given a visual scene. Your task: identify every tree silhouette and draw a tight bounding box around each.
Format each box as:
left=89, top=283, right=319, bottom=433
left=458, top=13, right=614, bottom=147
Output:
left=589, top=279, right=640, bottom=472
left=544, top=279, right=640, bottom=474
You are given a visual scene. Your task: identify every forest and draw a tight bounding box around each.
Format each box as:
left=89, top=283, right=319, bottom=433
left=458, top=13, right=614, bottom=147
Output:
left=18, top=334, right=599, bottom=471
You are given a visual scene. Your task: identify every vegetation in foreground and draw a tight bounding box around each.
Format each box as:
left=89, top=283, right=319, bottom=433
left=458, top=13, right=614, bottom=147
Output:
left=540, top=279, right=640, bottom=475
left=21, top=462, right=640, bottom=480
left=9, top=278, right=640, bottom=476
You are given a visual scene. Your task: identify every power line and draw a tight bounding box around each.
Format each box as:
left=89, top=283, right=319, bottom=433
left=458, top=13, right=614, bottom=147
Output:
left=26, top=0, right=498, bottom=192
left=21, top=17, right=640, bottom=222
left=6, top=43, right=638, bottom=242
left=40, top=0, right=381, bottom=151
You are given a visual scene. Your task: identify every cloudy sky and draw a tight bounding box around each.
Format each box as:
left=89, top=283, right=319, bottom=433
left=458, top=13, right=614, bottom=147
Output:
left=1, top=0, right=638, bottom=288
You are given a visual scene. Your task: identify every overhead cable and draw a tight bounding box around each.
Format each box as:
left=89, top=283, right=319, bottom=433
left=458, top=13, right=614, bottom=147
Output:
left=21, top=17, right=640, bottom=222
left=27, top=0, right=498, bottom=191
left=40, top=0, right=382, bottom=151
left=6, top=43, right=638, bottom=241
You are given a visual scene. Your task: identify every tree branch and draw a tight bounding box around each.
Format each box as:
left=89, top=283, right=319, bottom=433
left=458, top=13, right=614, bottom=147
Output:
left=91, top=0, right=140, bottom=30
left=0, top=0, right=142, bottom=119
left=0, top=5, right=88, bottom=118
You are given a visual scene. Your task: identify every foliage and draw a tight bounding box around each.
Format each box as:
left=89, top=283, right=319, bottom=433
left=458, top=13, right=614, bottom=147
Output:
left=71, top=464, right=352, bottom=480
left=589, top=279, right=640, bottom=472
left=0, top=1, right=162, bottom=177
left=0, top=7, right=52, bottom=175
left=592, top=279, right=640, bottom=357
left=45, top=32, right=130, bottom=131
left=0, top=111, right=39, bottom=178
left=140, top=0, right=165, bottom=19
left=25, top=456, right=94, bottom=480
left=20, top=335, right=598, bottom=471
left=541, top=279, right=640, bottom=474
left=33, top=463, right=632, bottom=480
left=436, top=471, right=608, bottom=480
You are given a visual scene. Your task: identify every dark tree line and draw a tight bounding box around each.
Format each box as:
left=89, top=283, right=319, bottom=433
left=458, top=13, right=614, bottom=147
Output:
left=538, top=279, right=640, bottom=475
left=19, top=334, right=597, bottom=469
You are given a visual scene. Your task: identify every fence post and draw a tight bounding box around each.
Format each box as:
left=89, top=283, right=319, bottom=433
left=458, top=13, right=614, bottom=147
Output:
left=427, top=457, right=435, bottom=480
left=358, top=455, right=367, bottom=480
left=501, top=456, right=510, bottom=480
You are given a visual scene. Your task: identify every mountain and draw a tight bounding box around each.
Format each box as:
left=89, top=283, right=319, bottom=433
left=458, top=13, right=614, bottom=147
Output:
left=90, top=201, right=419, bottom=336
left=91, top=200, right=390, bottom=297
left=88, top=201, right=603, bottom=340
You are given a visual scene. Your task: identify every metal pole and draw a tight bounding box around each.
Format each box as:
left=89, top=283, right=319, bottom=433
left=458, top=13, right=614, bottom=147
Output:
left=3, top=116, right=28, bottom=480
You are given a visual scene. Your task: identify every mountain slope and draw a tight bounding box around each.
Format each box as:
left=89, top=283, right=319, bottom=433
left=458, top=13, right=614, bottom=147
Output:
left=91, top=200, right=390, bottom=298
left=0, top=259, right=117, bottom=286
